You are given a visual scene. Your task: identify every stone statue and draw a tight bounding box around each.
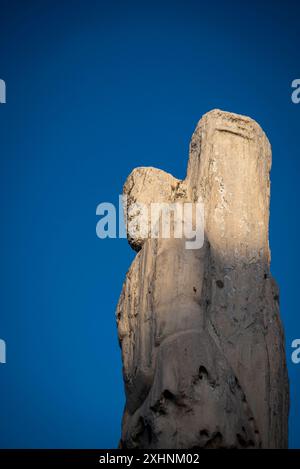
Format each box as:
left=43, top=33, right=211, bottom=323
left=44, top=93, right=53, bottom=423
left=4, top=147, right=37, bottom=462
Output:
left=116, top=110, right=289, bottom=449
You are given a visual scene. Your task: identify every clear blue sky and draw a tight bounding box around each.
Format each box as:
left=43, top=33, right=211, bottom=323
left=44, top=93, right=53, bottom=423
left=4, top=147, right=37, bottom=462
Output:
left=0, top=0, right=299, bottom=448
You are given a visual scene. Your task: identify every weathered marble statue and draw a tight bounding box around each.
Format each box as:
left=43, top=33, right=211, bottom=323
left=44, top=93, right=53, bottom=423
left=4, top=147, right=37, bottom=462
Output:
left=116, top=110, right=289, bottom=449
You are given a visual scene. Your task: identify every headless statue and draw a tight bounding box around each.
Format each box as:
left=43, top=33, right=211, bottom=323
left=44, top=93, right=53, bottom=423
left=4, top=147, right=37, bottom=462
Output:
left=116, top=110, right=289, bottom=449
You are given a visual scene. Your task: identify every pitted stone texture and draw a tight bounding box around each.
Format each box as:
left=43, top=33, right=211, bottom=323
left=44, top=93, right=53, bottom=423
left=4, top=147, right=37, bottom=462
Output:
left=116, top=109, right=289, bottom=449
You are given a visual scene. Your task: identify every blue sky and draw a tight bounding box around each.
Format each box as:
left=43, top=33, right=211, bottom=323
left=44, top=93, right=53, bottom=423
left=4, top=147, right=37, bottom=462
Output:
left=0, top=0, right=299, bottom=448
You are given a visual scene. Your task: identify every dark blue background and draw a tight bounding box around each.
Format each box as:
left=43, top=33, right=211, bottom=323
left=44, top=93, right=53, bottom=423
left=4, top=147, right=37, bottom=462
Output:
left=0, top=0, right=299, bottom=448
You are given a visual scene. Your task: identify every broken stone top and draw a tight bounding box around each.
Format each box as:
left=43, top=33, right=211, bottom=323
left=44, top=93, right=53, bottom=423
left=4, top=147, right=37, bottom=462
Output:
left=123, top=109, right=272, bottom=257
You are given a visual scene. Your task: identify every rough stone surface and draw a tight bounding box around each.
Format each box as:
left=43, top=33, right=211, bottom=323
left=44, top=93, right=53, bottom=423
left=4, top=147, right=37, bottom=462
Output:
left=116, top=109, right=289, bottom=449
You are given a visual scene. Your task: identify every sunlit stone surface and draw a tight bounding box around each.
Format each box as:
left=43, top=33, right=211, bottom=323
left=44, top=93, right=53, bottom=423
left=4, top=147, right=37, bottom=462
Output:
left=116, top=110, right=289, bottom=449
